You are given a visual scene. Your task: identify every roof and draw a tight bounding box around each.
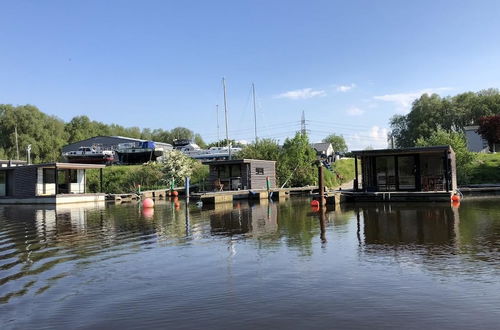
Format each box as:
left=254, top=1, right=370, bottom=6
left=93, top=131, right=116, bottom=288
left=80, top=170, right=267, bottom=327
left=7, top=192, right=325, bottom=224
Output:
left=204, top=159, right=276, bottom=165
left=5, top=163, right=107, bottom=169
left=352, top=145, right=454, bottom=156
left=0, top=160, right=27, bottom=165
left=311, top=143, right=332, bottom=152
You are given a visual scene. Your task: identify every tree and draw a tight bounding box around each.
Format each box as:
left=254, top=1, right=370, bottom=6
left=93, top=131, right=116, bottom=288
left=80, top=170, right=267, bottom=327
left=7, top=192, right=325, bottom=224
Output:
left=0, top=104, right=68, bottom=162
left=236, top=139, right=281, bottom=160
left=477, top=115, right=500, bottom=152
left=389, top=89, right=500, bottom=148
left=278, top=133, right=317, bottom=187
left=322, top=134, right=348, bottom=153
left=416, top=129, right=476, bottom=183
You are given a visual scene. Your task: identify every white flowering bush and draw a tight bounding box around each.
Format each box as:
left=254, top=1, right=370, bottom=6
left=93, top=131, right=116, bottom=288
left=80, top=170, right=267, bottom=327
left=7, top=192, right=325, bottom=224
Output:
left=160, top=150, right=195, bottom=185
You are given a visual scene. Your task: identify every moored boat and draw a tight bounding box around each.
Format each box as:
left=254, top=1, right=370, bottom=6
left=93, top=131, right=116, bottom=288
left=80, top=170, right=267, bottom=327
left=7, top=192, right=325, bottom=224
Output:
left=63, top=146, right=114, bottom=164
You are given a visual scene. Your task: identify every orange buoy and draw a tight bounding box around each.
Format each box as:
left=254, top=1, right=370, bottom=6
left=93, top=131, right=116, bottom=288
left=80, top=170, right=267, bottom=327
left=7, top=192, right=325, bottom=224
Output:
left=311, top=205, right=320, bottom=212
left=310, top=200, right=319, bottom=207
left=142, top=198, right=155, bottom=208
left=452, top=201, right=460, bottom=208
left=451, top=194, right=460, bottom=202
left=172, top=190, right=179, bottom=197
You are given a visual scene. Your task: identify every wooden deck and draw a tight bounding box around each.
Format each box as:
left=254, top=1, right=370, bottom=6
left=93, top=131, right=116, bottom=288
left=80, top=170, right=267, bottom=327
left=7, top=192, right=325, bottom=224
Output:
left=339, top=190, right=453, bottom=202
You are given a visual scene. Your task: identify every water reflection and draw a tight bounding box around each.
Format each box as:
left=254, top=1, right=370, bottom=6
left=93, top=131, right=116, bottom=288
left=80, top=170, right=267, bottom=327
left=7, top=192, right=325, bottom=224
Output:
left=1, top=199, right=500, bottom=329
left=358, top=203, right=458, bottom=245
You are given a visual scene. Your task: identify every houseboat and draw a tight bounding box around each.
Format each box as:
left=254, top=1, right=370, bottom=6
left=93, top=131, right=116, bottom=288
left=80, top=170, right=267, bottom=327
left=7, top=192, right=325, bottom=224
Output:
left=205, top=159, right=277, bottom=191
left=346, top=145, right=457, bottom=202
left=0, top=162, right=105, bottom=204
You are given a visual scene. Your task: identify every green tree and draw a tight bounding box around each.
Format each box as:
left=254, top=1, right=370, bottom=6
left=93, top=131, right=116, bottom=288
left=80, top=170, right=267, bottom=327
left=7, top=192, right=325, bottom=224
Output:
left=322, top=134, right=348, bottom=153
left=278, top=133, right=317, bottom=187
left=236, top=139, right=281, bottom=160
left=0, top=104, right=68, bottom=162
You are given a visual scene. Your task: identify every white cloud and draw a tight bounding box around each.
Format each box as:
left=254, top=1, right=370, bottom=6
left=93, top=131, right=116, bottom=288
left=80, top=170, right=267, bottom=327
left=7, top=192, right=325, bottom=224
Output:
left=336, top=83, right=356, bottom=92
left=347, top=107, right=364, bottom=116
left=274, top=88, right=326, bottom=100
left=373, top=87, right=452, bottom=113
left=346, top=126, right=389, bottom=150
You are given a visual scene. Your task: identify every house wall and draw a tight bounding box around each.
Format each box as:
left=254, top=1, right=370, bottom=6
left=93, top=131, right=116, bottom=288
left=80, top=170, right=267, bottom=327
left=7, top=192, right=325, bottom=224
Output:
left=69, top=169, right=85, bottom=193
left=249, top=160, right=276, bottom=189
left=36, top=168, right=55, bottom=196
left=12, top=167, right=37, bottom=198
left=464, top=126, right=489, bottom=152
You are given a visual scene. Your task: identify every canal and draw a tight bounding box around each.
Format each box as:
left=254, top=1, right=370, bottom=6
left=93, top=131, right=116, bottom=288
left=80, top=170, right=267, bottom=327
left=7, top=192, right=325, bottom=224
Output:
left=1, top=198, right=500, bottom=329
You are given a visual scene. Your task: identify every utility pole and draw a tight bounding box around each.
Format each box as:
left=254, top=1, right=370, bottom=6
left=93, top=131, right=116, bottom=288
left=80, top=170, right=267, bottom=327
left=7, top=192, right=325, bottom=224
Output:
left=252, top=83, right=258, bottom=144
left=222, top=77, right=231, bottom=159
left=26, top=144, right=31, bottom=165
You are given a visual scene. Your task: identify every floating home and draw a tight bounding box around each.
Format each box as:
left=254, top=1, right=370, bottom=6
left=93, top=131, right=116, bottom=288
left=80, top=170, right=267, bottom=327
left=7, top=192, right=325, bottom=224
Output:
left=206, top=159, right=277, bottom=191
left=349, top=146, right=457, bottom=201
left=0, top=163, right=105, bottom=204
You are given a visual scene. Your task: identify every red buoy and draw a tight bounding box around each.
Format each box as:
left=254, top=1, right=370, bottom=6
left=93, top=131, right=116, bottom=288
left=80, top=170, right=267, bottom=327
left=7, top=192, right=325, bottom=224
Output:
left=172, top=190, right=179, bottom=197
left=310, top=200, right=319, bottom=207
left=142, top=198, right=155, bottom=208
left=451, top=194, right=460, bottom=202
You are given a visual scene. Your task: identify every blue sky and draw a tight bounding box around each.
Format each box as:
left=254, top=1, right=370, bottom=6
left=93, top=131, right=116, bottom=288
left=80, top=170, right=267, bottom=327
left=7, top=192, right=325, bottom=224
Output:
left=1, top=0, right=500, bottom=149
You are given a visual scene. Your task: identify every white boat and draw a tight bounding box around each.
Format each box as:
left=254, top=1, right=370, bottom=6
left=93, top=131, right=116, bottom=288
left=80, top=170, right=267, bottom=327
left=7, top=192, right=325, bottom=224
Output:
left=63, top=146, right=114, bottom=164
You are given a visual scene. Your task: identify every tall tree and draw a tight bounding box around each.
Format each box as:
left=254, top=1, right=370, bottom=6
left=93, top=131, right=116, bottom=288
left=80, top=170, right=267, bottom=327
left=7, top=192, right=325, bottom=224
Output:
left=322, top=134, right=348, bottom=153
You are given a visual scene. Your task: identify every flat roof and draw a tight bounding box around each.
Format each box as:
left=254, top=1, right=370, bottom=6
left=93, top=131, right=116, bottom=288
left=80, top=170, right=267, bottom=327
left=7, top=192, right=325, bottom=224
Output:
left=352, top=145, right=454, bottom=156
left=0, top=163, right=107, bottom=169
left=205, top=159, right=276, bottom=165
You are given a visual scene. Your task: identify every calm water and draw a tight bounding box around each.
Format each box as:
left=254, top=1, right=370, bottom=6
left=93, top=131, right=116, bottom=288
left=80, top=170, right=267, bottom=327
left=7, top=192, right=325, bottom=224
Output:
left=1, top=198, right=500, bottom=329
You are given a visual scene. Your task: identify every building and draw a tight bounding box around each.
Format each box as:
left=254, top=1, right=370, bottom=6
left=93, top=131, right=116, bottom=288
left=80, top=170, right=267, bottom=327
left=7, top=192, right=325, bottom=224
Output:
left=205, top=159, right=277, bottom=191
left=464, top=126, right=499, bottom=152
left=351, top=146, right=457, bottom=193
left=311, top=142, right=334, bottom=162
left=0, top=163, right=105, bottom=204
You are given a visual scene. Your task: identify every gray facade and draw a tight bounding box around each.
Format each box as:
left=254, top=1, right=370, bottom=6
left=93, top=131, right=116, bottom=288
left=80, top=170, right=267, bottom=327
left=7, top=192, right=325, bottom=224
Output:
left=464, top=126, right=499, bottom=152
left=206, top=159, right=277, bottom=191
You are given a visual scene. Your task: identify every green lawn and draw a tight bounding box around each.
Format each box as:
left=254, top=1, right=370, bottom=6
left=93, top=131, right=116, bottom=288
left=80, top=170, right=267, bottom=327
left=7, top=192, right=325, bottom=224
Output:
left=468, top=153, right=500, bottom=184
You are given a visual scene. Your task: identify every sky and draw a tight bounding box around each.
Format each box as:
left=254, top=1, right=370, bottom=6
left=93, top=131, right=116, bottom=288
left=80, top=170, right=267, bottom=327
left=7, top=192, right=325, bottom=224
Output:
left=1, top=0, right=500, bottom=150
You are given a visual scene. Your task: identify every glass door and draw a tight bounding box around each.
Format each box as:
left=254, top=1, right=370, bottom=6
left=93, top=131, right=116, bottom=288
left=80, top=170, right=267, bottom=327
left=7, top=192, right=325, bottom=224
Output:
left=375, top=156, right=396, bottom=191
left=397, top=156, right=416, bottom=190
left=0, top=171, right=6, bottom=196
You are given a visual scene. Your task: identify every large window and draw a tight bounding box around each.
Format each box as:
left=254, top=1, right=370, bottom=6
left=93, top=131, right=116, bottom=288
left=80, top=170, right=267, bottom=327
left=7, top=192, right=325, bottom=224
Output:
left=43, top=169, right=55, bottom=183
left=255, top=167, right=264, bottom=175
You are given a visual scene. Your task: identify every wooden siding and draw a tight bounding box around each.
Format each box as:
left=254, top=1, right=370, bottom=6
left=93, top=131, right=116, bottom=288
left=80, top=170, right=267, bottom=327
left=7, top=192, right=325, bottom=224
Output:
left=12, top=167, right=37, bottom=198
left=249, top=160, right=276, bottom=189
left=207, top=160, right=276, bottom=190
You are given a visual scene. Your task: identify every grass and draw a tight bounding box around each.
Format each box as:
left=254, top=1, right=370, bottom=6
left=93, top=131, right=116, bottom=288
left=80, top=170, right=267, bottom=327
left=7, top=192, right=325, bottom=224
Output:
left=323, top=158, right=356, bottom=189
left=468, top=153, right=500, bottom=184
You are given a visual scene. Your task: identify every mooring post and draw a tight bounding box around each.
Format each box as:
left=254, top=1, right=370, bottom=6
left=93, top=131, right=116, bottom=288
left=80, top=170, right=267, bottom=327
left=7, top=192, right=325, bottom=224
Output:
left=319, top=206, right=327, bottom=244
left=318, top=164, right=325, bottom=206
left=185, top=176, right=190, bottom=201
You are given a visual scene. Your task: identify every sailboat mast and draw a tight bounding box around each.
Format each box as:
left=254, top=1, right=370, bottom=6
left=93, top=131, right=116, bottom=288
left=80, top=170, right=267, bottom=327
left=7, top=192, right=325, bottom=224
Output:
left=252, top=83, right=258, bottom=144
left=216, top=104, right=220, bottom=147
left=222, top=77, right=231, bottom=159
